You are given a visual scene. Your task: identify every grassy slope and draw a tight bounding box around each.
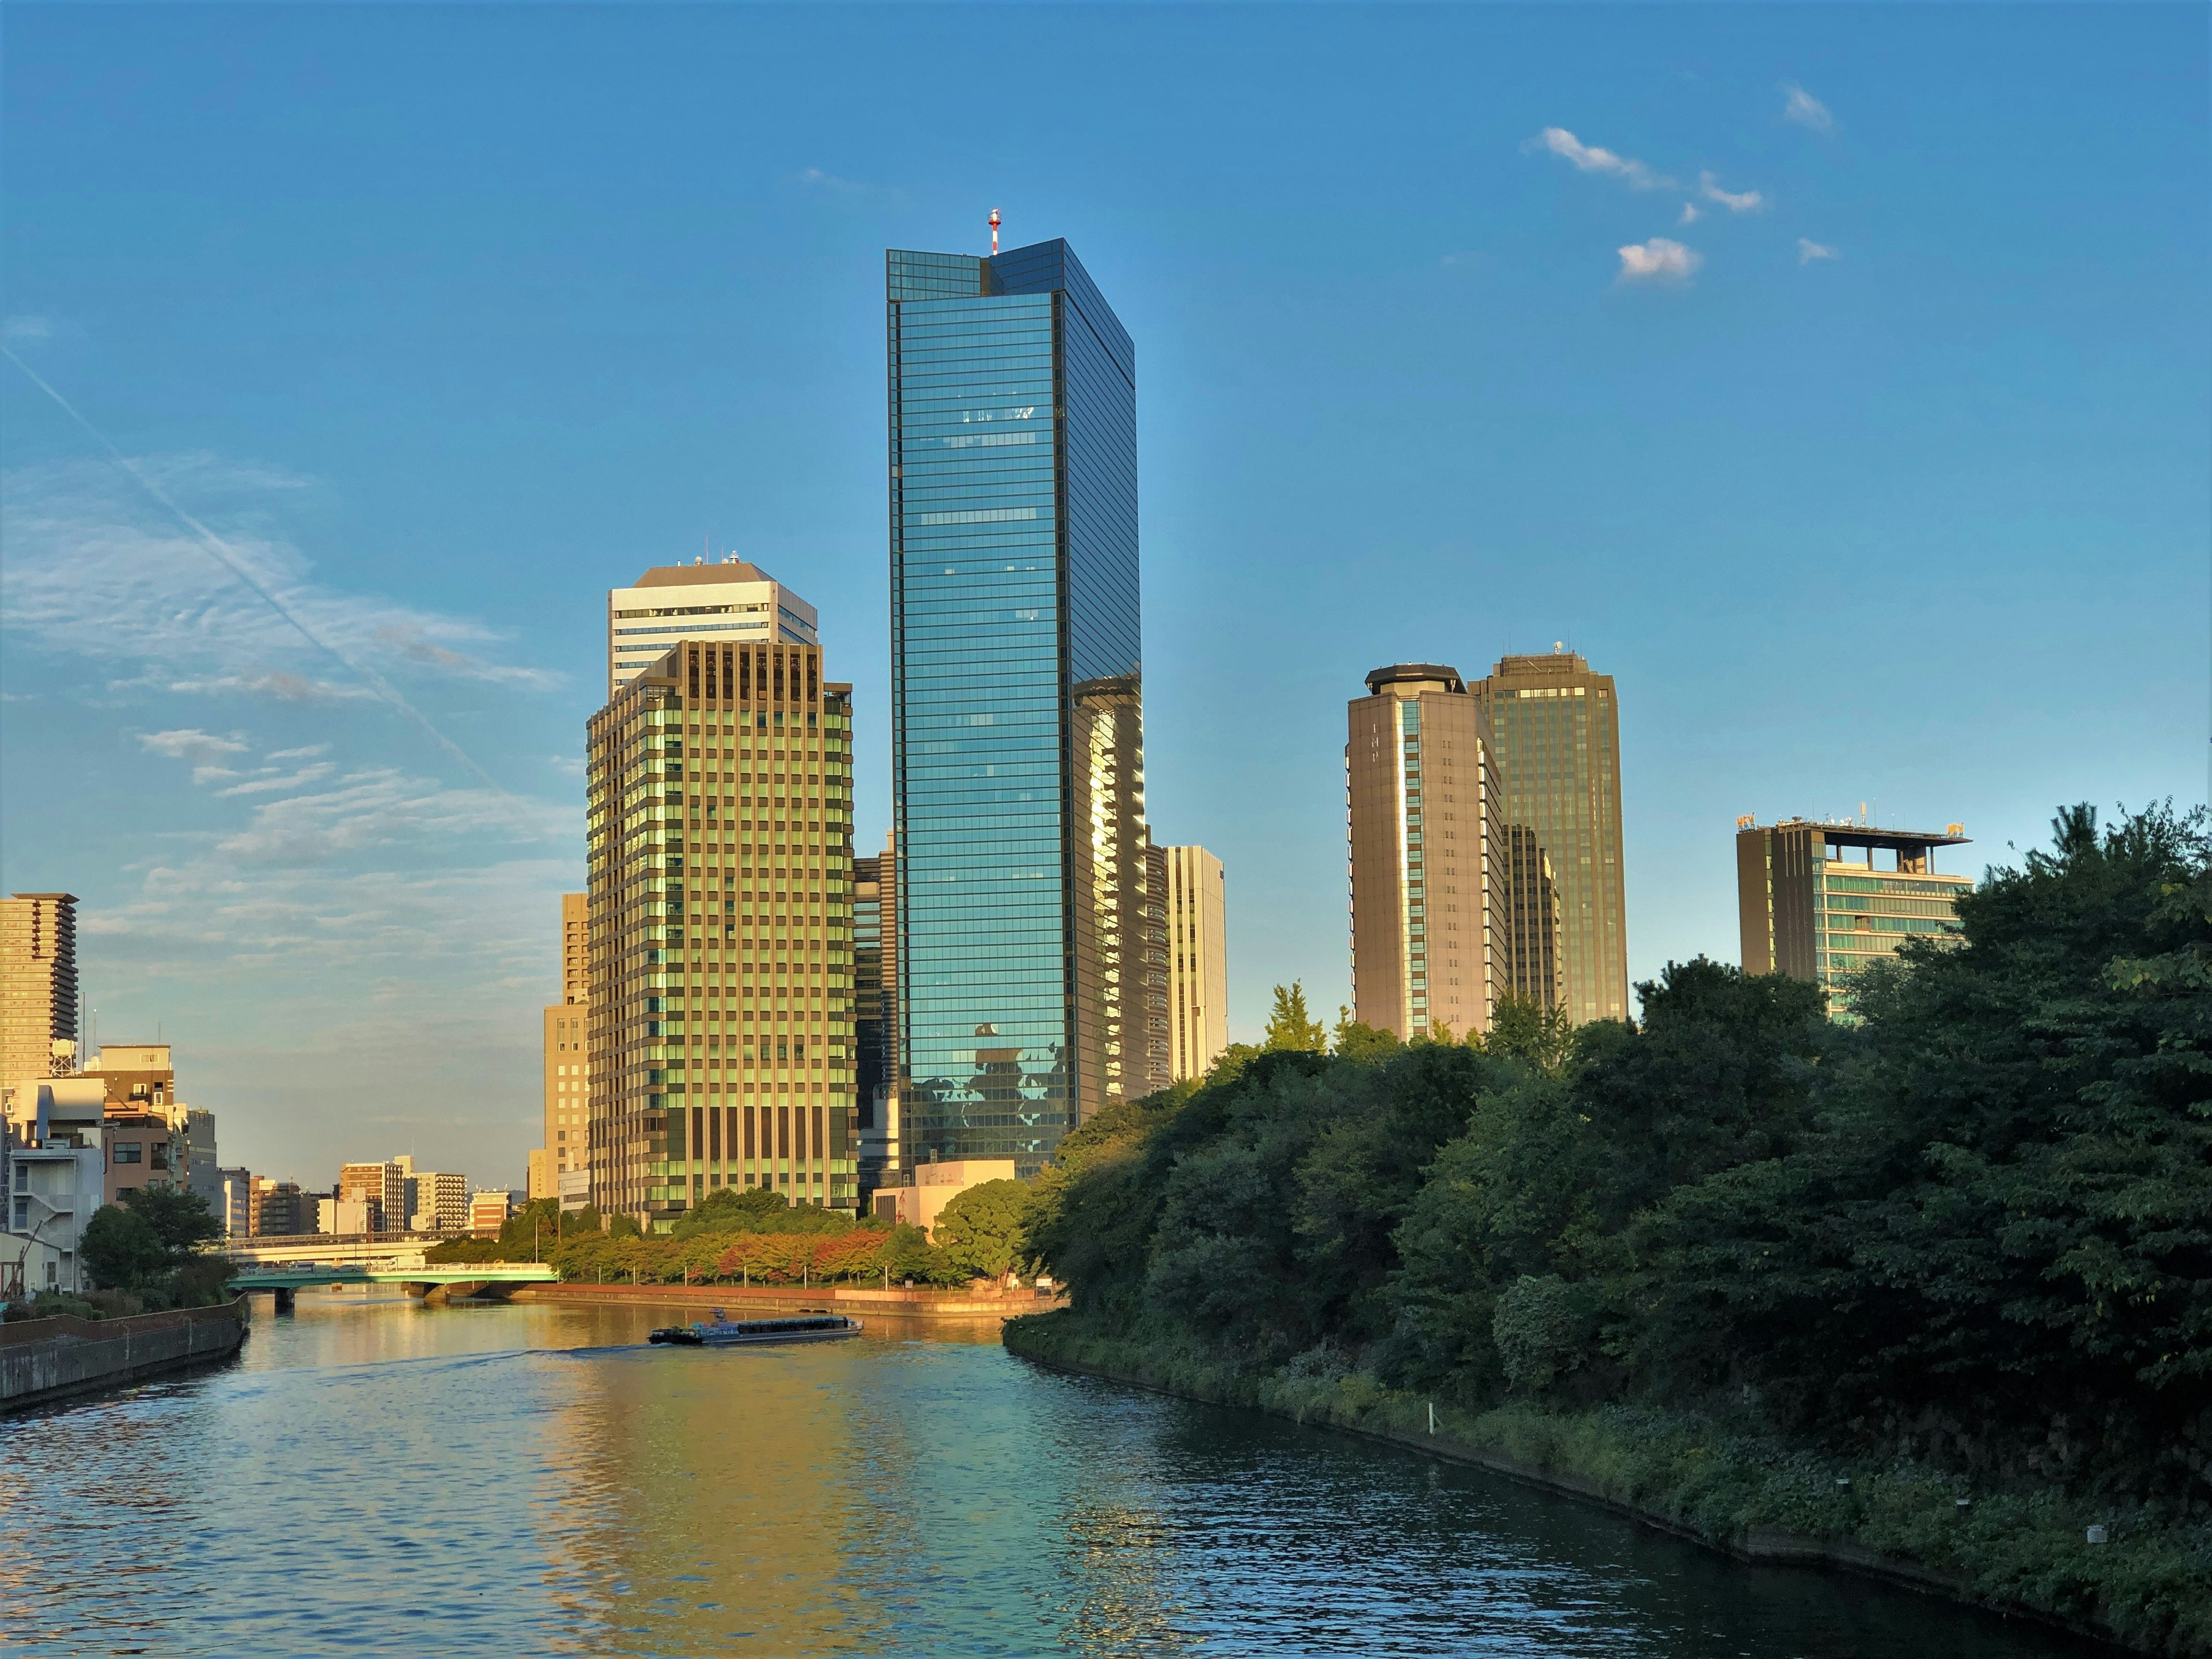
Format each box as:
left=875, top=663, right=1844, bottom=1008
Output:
left=1005, top=1310, right=2208, bottom=1658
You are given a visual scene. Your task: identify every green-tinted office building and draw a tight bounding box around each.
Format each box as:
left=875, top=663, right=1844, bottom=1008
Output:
left=1736, top=817, right=1973, bottom=1018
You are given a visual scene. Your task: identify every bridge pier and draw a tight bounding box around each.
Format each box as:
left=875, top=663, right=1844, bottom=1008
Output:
left=272, top=1287, right=295, bottom=1314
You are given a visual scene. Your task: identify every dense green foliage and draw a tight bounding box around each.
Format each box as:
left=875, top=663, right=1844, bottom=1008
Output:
left=931, top=1179, right=1033, bottom=1279
left=78, top=1186, right=232, bottom=1308
left=1024, top=805, right=2212, bottom=1650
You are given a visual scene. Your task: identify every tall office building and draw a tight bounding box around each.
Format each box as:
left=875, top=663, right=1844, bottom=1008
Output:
left=1737, top=817, right=1973, bottom=1018
left=1503, top=827, right=1566, bottom=1010
left=1348, top=665, right=1513, bottom=1040
left=606, top=560, right=820, bottom=702
left=586, top=636, right=858, bottom=1223
left=2, top=892, right=78, bottom=1124
left=338, top=1158, right=407, bottom=1233
left=852, top=835, right=900, bottom=1182
left=885, top=237, right=1147, bottom=1173
left=1153, top=843, right=1228, bottom=1082
left=1471, top=652, right=1630, bottom=1025
left=535, top=892, right=590, bottom=1200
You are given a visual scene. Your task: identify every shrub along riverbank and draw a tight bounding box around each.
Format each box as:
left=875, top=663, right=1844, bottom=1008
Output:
left=1009, top=805, right=2212, bottom=1656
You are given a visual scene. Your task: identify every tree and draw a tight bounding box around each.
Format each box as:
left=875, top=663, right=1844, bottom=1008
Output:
left=118, top=1185, right=224, bottom=1260
left=931, top=1179, right=1033, bottom=1279
left=81, top=1204, right=170, bottom=1289
left=1333, top=1006, right=1402, bottom=1062
left=1483, top=997, right=1575, bottom=1070
left=1263, top=982, right=1328, bottom=1053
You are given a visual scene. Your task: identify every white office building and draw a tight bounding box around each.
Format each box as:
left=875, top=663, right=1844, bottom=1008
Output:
left=605, top=559, right=819, bottom=701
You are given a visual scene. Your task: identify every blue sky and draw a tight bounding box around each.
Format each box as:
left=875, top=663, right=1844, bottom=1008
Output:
left=3, top=5, right=2204, bottom=1188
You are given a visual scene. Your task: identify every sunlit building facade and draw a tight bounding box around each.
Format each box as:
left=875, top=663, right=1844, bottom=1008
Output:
left=1, top=892, right=78, bottom=1128
left=886, top=238, right=1146, bottom=1175
left=1153, top=843, right=1228, bottom=1082
left=605, top=562, right=819, bottom=702
left=1737, top=817, right=1974, bottom=1020
left=536, top=892, right=590, bottom=1200
left=1471, top=652, right=1630, bottom=1025
left=587, top=636, right=858, bottom=1224
left=1347, top=665, right=1513, bottom=1040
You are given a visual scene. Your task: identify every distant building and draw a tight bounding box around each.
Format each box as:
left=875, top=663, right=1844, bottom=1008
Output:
left=1153, top=844, right=1228, bottom=1082
left=1502, top=827, right=1565, bottom=1010
left=1349, top=665, right=1513, bottom=1040
left=218, top=1166, right=255, bottom=1237
left=1, top=892, right=79, bottom=1126
left=254, top=1179, right=313, bottom=1237
left=102, top=1109, right=184, bottom=1206
left=469, top=1190, right=513, bottom=1239
left=605, top=559, right=819, bottom=703
left=338, top=1160, right=407, bottom=1233
left=407, top=1170, right=469, bottom=1233
left=868, top=1157, right=1018, bottom=1239
left=537, top=892, right=590, bottom=1202
left=555, top=1168, right=590, bottom=1214
left=1471, top=652, right=1630, bottom=1025
left=1737, top=818, right=1974, bottom=1018
left=585, top=635, right=859, bottom=1225
left=181, top=1108, right=220, bottom=1206
left=853, top=836, right=901, bottom=1190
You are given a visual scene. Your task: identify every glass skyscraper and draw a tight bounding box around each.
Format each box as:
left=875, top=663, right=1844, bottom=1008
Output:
left=885, top=238, right=1145, bottom=1174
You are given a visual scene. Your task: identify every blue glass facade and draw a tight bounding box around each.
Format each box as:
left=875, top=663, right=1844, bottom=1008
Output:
left=887, top=240, right=1142, bottom=1173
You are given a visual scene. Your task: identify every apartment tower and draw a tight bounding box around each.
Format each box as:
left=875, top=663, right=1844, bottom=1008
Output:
left=586, top=634, right=858, bottom=1223
left=1737, top=817, right=1973, bottom=1020
left=535, top=892, right=590, bottom=1200
left=851, top=835, right=900, bottom=1183
left=885, top=237, right=1149, bottom=1174
left=1153, top=843, right=1228, bottom=1082
left=1471, top=652, right=1629, bottom=1024
left=1347, top=666, right=1512, bottom=1040
left=1, top=893, right=79, bottom=1126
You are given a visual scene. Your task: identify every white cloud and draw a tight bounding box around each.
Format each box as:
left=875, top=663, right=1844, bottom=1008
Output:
left=1527, top=127, right=1672, bottom=190
left=1616, top=238, right=1703, bottom=283
left=547, top=754, right=585, bottom=778
left=1797, top=238, right=1842, bottom=265
left=1677, top=202, right=1701, bottom=226
left=213, top=763, right=338, bottom=798
left=1, top=454, right=562, bottom=707
left=1783, top=83, right=1835, bottom=133
left=3, top=316, right=54, bottom=343
left=139, top=728, right=249, bottom=766
left=797, top=167, right=868, bottom=194
left=1699, top=171, right=1767, bottom=214
left=213, top=767, right=566, bottom=865
left=266, top=744, right=332, bottom=762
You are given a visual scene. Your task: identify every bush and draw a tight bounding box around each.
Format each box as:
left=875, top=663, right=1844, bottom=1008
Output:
left=80, top=1205, right=170, bottom=1289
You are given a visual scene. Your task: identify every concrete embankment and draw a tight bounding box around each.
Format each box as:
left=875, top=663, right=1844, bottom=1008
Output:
left=1003, top=1314, right=2154, bottom=1656
left=1, top=1297, right=250, bottom=1413
left=514, top=1281, right=1066, bottom=1321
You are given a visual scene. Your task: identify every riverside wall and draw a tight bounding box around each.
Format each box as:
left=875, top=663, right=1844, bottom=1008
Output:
left=513, top=1281, right=1065, bottom=1321
left=1, top=1297, right=251, bottom=1413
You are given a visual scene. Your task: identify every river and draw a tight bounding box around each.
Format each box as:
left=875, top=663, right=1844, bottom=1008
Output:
left=1, top=1291, right=2101, bottom=1657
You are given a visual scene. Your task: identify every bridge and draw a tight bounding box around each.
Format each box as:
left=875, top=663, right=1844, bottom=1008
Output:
left=231, top=1263, right=559, bottom=1310
left=219, top=1234, right=441, bottom=1271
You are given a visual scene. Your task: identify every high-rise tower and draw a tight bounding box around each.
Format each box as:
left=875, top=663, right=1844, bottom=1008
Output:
left=1347, top=666, right=1513, bottom=1040
left=1, top=893, right=78, bottom=1128
left=1471, top=652, right=1630, bottom=1025
left=885, top=238, right=1146, bottom=1173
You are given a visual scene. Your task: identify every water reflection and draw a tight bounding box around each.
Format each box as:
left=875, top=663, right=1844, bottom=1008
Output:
left=0, top=1291, right=2105, bottom=1657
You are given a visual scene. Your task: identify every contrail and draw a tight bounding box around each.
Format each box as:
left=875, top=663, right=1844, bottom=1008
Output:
left=3, top=345, right=506, bottom=794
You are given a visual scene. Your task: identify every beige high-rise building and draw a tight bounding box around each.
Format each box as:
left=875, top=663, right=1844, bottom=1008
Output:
left=1153, top=843, right=1228, bottom=1082
left=606, top=560, right=819, bottom=702
left=586, top=635, right=858, bottom=1224
left=1069, top=675, right=1158, bottom=1117
left=2, top=893, right=79, bottom=1125
left=1348, top=665, right=1513, bottom=1040
left=1471, top=651, right=1630, bottom=1025
left=535, top=892, right=590, bottom=1200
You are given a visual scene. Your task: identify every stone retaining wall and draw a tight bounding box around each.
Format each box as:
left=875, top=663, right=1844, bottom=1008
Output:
left=1, top=1297, right=250, bottom=1412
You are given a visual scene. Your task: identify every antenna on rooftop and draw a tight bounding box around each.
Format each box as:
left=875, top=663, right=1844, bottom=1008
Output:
left=990, top=208, right=1001, bottom=256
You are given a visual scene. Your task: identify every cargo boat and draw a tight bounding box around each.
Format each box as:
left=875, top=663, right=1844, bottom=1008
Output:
left=647, top=1310, right=862, bottom=1346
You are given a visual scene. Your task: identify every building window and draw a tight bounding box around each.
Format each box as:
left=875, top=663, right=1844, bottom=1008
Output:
left=113, top=1143, right=143, bottom=1165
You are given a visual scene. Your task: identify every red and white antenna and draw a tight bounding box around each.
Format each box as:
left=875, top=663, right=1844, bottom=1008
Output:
left=989, top=208, right=1001, bottom=256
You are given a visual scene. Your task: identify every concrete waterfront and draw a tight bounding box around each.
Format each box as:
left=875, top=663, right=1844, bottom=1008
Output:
left=1, top=1296, right=249, bottom=1412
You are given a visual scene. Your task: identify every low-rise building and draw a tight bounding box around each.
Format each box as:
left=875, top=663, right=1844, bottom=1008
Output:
left=103, top=1108, right=183, bottom=1206
left=218, top=1165, right=254, bottom=1236
left=469, top=1189, right=513, bottom=1239
left=867, top=1157, right=1017, bottom=1238
left=4, top=1078, right=109, bottom=1292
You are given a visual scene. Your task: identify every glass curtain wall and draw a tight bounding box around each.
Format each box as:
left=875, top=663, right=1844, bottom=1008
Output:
left=887, top=241, right=1142, bottom=1174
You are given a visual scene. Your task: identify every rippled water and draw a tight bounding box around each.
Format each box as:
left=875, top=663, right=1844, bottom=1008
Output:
left=2, top=1292, right=2098, bottom=1657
